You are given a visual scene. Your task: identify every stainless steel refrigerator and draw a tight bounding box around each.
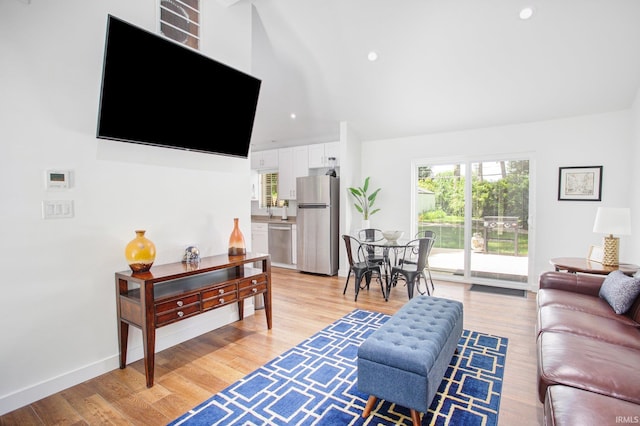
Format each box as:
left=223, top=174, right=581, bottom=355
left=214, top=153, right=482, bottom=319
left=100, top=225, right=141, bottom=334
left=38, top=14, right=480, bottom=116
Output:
left=296, top=175, right=339, bottom=275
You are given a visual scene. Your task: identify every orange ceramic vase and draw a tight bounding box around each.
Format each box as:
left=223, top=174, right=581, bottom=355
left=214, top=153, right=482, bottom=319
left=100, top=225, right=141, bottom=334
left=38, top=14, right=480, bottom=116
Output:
left=125, top=230, right=156, bottom=272
left=228, top=218, right=246, bottom=256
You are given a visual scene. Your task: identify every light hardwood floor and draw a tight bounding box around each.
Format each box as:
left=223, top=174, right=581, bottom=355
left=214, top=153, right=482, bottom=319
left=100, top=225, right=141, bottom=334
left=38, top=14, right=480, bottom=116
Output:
left=0, top=267, right=543, bottom=425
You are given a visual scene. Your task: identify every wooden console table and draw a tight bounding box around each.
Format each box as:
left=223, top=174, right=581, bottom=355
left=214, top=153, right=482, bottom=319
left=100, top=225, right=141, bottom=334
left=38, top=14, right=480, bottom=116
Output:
left=550, top=257, right=639, bottom=276
left=115, top=252, right=271, bottom=387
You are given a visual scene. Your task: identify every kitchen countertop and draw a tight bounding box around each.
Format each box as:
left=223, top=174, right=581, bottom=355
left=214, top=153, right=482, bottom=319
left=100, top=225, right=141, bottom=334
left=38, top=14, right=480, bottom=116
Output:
left=251, top=215, right=297, bottom=224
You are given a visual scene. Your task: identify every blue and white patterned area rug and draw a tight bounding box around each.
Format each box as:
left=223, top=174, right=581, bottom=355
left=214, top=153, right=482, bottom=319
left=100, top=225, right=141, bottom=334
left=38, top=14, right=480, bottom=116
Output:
left=169, top=309, right=508, bottom=426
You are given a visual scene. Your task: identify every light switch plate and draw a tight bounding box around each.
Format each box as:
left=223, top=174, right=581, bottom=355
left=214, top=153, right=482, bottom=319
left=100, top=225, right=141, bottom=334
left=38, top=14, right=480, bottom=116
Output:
left=42, top=200, right=74, bottom=219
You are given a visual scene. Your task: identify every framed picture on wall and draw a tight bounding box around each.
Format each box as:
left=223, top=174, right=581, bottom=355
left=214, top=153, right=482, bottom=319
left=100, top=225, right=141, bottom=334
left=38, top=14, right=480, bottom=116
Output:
left=558, top=166, right=603, bottom=201
left=587, top=245, right=604, bottom=263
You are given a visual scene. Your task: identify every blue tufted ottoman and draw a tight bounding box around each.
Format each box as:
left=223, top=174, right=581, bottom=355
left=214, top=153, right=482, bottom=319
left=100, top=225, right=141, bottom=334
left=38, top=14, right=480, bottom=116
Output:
left=357, top=296, right=463, bottom=425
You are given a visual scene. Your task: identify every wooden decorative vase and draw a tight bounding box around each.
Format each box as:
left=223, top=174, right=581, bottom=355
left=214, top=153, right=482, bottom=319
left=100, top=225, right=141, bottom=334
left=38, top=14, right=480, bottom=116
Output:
left=228, top=218, right=246, bottom=256
left=125, top=230, right=156, bottom=272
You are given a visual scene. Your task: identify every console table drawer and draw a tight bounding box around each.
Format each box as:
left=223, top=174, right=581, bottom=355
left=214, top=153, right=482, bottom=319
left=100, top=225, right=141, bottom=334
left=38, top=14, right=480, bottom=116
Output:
left=239, top=274, right=268, bottom=289
left=155, top=294, right=200, bottom=314
left=239, top=282, right=267, bottom=298
left=202, top=283, right=238, bottom=310
left=238, top=274, right=268, bottom=299
left=202, top=283, right=236, bottom=299
left=202, top=293, right=238, bottom=309
left=155, top=302, right=200, bottom=326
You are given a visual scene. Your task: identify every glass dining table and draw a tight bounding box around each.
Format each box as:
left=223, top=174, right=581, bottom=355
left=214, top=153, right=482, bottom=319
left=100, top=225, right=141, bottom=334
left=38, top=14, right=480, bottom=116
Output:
left=360, top=238, right=416, bottom=300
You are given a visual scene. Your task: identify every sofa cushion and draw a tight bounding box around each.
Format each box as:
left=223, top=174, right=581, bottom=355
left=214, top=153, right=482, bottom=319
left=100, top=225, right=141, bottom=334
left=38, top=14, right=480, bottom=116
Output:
left=599, top=270, right=640, bottom=314
left=537, top=331, right=640, bottom=404
left=544, top=385, right=640, bottom=426
left=537, top=305, right=640, bottom=350
left=537, top=288, right=639, bottom=326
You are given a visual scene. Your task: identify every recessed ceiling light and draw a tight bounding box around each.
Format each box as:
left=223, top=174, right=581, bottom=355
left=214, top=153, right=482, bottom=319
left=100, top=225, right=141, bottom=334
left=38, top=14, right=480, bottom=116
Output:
left=367, top=51, right=378, bottom=62
left=290, top=113, right=296, bottom=119
left=519, top=7, right=534, bottom=20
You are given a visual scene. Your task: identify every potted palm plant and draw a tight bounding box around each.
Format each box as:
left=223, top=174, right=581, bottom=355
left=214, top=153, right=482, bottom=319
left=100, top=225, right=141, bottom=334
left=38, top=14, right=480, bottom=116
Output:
left=348, top=177, right=381, bottom=228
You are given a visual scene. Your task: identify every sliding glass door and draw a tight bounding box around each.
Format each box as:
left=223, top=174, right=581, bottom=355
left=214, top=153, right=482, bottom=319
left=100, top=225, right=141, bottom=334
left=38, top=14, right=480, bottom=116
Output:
left=415, top=158, right=530, bottom=286
left=416, top=163, right=467, bottom=277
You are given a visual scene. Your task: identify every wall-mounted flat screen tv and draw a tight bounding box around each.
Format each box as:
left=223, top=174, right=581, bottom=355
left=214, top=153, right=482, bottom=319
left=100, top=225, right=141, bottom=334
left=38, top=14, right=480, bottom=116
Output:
left=97, top=15, right=261, bottom=158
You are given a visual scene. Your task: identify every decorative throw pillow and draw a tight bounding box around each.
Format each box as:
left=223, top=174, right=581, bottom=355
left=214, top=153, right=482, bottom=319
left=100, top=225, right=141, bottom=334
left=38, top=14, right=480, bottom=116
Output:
left=599, top=270, right=640, bottom=314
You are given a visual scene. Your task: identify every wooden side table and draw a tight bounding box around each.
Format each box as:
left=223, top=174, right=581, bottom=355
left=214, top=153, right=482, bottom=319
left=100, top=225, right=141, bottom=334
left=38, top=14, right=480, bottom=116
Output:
left=550, top=257, right=639, bottom=276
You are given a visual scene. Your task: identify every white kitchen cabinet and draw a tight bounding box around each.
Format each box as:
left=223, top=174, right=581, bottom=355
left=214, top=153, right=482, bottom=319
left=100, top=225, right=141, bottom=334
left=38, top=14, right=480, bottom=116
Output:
left=251, top=223, right=269, bottom=254
left=308, top=142, right=339, bottom=168
left=307, top=144, right=325, bottom=168
left=324, top=142, right=340, bottom=167
left=250, top=149, right=279, bottom=170
left=278, top=146, right=309, bottom=200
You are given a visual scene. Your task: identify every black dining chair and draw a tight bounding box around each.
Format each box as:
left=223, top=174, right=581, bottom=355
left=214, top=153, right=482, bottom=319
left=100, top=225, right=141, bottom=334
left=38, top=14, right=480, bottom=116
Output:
left=342, top=235, right=385, bottom=301
left=357, top=228, right=386, bottom=267
left=411, top=230, right=437, bottom=294
left=415, top=230, right=436, bottom=239
left=389, top=237, right=435, bottom=300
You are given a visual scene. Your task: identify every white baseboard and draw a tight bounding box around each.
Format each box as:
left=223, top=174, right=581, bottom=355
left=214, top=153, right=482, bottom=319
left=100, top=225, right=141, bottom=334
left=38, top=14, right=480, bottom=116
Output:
left=0, top=302, right=255, bottom=416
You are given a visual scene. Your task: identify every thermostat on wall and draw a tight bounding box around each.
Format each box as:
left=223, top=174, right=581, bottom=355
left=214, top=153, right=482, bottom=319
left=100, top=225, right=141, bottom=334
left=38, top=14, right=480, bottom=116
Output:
left=45, top=169, right=71, bottom=190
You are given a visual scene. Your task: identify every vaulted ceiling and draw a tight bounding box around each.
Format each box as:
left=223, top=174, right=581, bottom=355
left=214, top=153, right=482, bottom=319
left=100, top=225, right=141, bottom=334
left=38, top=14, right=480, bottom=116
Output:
left=246, top=0, right=640, bottom=151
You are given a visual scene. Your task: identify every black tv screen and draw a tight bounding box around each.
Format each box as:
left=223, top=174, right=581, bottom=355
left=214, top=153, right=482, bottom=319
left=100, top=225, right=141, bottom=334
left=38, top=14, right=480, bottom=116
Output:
left=97, top=15, right=261, bottom=158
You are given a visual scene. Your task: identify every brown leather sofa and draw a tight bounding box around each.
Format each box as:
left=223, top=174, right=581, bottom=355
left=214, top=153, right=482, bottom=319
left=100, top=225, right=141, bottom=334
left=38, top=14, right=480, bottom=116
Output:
left=536, top=271, right=640, bottom=425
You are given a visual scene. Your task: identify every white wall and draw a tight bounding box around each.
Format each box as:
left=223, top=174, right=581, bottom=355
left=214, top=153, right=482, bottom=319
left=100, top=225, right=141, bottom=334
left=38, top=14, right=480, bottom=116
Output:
left=339, top=121, right=363, bottom=276
left=0, top=0, right=254, bottom=414
left=359, top=111, right=634, bottom=289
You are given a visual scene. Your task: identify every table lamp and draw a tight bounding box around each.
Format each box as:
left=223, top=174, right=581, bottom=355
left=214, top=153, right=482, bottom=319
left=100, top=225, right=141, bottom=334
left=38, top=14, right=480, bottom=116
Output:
left=592, top=207, right=631, bottom=266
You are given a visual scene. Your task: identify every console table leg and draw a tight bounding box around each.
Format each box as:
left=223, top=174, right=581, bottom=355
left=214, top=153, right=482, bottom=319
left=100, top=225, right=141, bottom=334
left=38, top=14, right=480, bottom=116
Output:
left=118, top=321, right=129, bottom=369
left=141, top=281, right=156, bottom=388
left=142, top=325, right=155, bottom=388
left=263, top=258, right=272, bottom=329
left=238, top=299, right=245, bottom=321
left=263, top=291, right=272, bottom=329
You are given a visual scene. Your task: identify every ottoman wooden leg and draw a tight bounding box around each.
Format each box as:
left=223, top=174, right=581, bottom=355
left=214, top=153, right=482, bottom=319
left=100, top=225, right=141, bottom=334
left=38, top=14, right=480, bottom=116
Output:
left=410, top=409, right=422, bottom=426
left=362, top=395, right=377, bottom=417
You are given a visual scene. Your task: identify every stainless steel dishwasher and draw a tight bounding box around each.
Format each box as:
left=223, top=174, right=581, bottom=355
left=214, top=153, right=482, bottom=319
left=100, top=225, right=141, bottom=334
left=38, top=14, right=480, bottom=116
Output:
left=268, top=222, right=293, bottom=265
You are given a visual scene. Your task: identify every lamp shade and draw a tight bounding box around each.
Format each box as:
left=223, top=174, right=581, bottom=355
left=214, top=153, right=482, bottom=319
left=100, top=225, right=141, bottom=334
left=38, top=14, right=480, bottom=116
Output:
left=593, top=207, right=631, bottom=236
